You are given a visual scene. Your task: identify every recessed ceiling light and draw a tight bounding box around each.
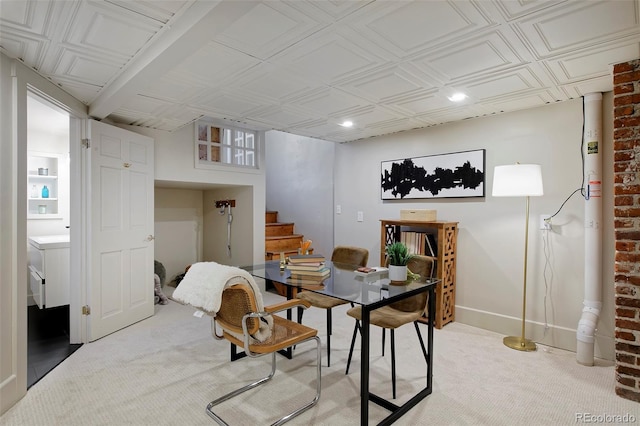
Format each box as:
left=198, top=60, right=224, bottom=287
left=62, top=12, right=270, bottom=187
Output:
left=340, top=120, right=353, bottom=128
left=448, top=93, right=467, bottom=102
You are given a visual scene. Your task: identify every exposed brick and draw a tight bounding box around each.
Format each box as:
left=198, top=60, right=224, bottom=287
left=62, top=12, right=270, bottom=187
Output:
left=615, top=219, right=637, bottom=229
left=615, top=185, right=640, bottom=196
left=616, top=274, right=631, bottom=283
left=615, top=196, right=635, bottom=206
left=614, top=94, right=640, bottom=107
left=616, top=241, right=636, bottom=251
left=617, top=297, right=640, bottom=309
left=617, top=307, right=637, bottom=318
left=615, top=162, right=634, bottom=173
left=615, top=230, right=640, bottom=240
left=618, top=364, right=640, bottom=377
left=615, top=84, right=637, bottom=96
left=615, top=103, right=637, bottom=116
left=617, top=352, right=637, bottom=364
left=617, top=319, right=640, bottom=333
left=616, top=116, right=640, bottom=128
left=616, top=253, right=640, bottom=263
left=616, top=330, right=637, bottom=341
left=614, top=62, right=638, bottom=74
left=614, top=59, right=640, bottom=399
left=615, top=387, right=640, bottom=403
left=615, top=71, right=640, bottom=85
left=614, top=207, right=640, bottom=216
left=614, top=139, right=640, bottom=150
left=614, top=151, right=636, bottom=162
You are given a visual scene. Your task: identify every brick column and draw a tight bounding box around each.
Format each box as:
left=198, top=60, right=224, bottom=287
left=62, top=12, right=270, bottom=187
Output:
left=613, top=59, right=640, bottom=403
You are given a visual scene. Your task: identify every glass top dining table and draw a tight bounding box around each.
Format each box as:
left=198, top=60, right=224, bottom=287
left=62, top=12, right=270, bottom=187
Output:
left=242, top=260, right=438, bottom=426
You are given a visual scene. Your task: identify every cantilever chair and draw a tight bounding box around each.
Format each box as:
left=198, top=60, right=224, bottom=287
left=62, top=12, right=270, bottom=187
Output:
left=295, top=246, right=369, bottom=367
left=207, top=283, right=321, bottom=426
left=345, top=255, right=435, bottom=399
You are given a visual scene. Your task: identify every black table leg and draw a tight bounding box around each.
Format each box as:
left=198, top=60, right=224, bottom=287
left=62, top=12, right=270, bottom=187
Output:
left=361, top=306, right=370, bottom=426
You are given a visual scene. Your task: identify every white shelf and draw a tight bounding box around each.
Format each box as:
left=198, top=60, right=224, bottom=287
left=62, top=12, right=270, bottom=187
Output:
left=28, top=174, right=58, bottom=179
left=27, top=214, right=63, bottom=220
left=28, top=152, right=61, bottom=217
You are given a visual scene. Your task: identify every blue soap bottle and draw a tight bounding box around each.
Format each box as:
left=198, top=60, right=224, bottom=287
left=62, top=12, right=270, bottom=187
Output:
left=41, top=185, right=49, bottom=198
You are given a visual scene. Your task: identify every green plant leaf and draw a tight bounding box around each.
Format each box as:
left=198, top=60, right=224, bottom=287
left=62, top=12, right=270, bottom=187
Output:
left=385, top=242, right=415, bottom=266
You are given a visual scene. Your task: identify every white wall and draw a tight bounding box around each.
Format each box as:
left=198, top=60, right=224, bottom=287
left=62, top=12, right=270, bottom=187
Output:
left=203, top=186, right=254, bottom=267
left=154, top=188, right=203, bottom=282
left=118, top=124, right=267, bottom=274
left=333, top=97, right=616, bottom=359
left=265, top=131, right=335, bottom=259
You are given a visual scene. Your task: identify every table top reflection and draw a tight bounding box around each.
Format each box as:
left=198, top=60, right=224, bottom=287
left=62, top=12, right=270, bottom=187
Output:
left=243, top=260, right=437, bottom=306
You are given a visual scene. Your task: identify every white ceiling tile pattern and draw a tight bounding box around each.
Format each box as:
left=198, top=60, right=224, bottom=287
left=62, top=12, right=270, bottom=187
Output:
left=1, top=0, right=639, bottom=142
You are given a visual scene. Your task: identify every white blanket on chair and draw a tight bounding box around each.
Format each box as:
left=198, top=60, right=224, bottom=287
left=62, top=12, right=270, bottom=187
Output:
left=172, top=261, right=272, bottom=341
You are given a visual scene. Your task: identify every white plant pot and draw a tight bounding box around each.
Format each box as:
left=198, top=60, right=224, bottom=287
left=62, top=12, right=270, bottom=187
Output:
left=388, top=265, right=407, bottom=283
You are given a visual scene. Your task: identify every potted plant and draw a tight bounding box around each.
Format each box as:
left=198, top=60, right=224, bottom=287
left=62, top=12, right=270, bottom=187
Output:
left=385, top=242, right=414, bottom=283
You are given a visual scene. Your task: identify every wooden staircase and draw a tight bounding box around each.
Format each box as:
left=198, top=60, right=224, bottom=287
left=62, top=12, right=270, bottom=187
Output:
left=265, top=211, right=312, bottom=297
left=265, top=211, right=311, bottom=260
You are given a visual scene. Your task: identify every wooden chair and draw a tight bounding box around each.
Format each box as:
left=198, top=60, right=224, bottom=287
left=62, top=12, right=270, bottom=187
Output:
left=345, top=255, right=435, bottom=399
left=207, top=283, right=321, bottom=425
left=295, top=246, right=369, bottom=367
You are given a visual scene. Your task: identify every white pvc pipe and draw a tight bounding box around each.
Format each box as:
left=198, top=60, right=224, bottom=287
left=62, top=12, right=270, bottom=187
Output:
left=576, top=92, right=603, bottom=366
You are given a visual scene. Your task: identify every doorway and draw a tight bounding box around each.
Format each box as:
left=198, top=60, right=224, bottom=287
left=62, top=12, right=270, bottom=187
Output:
left=26, top=93, right=80, bottom=388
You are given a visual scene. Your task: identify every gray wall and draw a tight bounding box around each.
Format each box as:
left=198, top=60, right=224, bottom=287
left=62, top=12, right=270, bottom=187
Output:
left=265, top=131, right=335, bottom=260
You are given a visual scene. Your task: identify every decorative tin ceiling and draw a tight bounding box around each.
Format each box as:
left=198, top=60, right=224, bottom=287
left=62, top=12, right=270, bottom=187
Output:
left=2, top=0, right=639, bottom=142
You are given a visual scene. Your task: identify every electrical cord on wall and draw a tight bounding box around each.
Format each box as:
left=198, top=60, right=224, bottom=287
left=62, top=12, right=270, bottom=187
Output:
left=540, top=96, right=590, bottom=340
left=544, top=96, right=589, bottom=223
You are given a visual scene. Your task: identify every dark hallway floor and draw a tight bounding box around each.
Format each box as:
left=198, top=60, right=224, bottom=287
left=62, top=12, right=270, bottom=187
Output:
left=27, top=304, right=82, bottom=389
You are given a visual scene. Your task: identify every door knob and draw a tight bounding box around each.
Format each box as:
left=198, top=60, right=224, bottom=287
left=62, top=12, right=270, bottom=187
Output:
left=146, top=235, right=155, bottom=241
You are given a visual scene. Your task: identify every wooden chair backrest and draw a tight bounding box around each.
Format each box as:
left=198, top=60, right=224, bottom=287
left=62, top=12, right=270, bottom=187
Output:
left=215, top=283, right=260, bottom=336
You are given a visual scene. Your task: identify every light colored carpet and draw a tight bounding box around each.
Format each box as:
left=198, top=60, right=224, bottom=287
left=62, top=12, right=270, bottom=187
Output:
left=2, top=288, right=638, bottom=425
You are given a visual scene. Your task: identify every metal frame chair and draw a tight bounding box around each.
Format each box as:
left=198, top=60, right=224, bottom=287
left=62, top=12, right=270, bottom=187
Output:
left=207, top=283, right=321, bottom=425
left=345, top=255, right=435, bottom=399
left=295, top=246, right=369, bottom=367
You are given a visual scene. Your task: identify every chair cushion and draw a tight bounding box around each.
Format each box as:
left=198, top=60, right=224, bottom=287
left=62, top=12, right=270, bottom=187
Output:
left=346, top=305, right=424, bottom=329
left=224, top=315, right=317, bottom=354
left=296, top=291, right=348, bottom=309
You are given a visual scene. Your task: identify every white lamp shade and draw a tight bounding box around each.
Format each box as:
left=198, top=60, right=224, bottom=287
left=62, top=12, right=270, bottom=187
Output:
left=492, top=164, right=544, bottom=197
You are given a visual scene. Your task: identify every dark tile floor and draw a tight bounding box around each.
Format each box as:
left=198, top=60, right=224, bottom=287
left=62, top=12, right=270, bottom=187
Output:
left=27, top=304, right=82, bottom=389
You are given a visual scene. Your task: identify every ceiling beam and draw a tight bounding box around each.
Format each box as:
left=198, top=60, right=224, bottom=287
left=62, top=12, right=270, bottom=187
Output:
left=89, top=0, right=260, bottom=119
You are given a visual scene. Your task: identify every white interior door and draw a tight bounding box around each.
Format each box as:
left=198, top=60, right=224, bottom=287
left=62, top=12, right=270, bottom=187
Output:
left=88, top=119, right=154, bottom=341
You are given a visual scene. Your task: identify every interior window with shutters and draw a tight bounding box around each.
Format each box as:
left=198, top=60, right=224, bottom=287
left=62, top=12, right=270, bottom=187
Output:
left=195, top=121, right=258, bottom=169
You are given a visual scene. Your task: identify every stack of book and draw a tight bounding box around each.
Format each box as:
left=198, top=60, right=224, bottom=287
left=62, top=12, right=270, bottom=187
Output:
left=286, top=254, right=330, bottom=286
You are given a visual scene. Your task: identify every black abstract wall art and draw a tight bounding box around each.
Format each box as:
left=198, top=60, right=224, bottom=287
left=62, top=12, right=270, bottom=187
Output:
left=381, top=149, right=485, bottom=199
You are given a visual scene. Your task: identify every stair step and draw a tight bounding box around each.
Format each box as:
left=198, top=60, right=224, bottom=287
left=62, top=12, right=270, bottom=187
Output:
left=266, top=222, right=295, bottom=237
left=265, top=234, right=303, bottom=252
left=266, top=211, right=278, bottom=224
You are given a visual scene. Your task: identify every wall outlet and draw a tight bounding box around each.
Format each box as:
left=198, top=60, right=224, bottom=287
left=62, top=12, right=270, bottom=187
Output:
left=357, top=211, right=364, bottom=222
left=540, top=214, right=552, bottom=230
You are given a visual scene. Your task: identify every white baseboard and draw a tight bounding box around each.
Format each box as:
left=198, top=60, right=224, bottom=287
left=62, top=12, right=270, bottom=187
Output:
left=455, top=305, right=615, bottom=361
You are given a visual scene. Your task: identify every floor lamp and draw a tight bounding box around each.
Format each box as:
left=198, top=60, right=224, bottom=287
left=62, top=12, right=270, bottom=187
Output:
left=492, top=163, right=544, bottom=351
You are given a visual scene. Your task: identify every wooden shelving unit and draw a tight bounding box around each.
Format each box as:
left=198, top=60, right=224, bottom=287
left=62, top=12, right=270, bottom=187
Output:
left=380, top=219, right=458, bottom=329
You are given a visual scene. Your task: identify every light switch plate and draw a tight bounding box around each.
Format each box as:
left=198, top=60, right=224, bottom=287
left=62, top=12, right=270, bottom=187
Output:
left=357, top=211, right=364, bottom=222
